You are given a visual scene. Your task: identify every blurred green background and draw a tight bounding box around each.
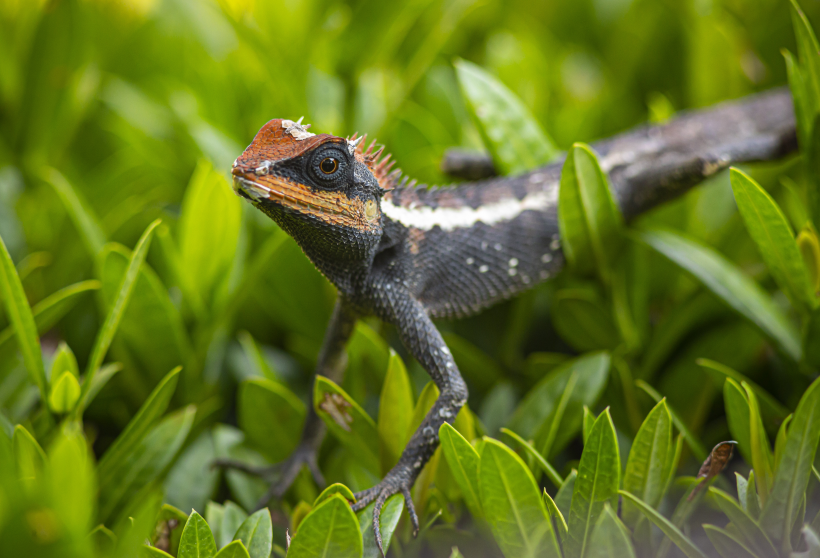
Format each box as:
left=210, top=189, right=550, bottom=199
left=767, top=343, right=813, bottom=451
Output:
left=1, top=0, right=819, bottom=556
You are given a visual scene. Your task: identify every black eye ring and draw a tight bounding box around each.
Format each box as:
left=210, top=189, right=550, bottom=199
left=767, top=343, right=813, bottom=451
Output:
left=320, top=157, right=338, bottom=174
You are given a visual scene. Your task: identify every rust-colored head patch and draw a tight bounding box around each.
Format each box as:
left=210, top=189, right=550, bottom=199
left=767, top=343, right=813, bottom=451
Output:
left=232, top=119, right=382, bottom=232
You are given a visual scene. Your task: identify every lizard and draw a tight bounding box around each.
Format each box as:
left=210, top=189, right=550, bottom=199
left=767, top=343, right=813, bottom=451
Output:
left=220, top=87, right=796, bottom=554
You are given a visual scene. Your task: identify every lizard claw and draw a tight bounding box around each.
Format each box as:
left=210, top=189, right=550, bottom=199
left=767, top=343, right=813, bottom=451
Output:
left=211, top=443, right=326, bottom=510
left=351, top=473, right=419, bottom=557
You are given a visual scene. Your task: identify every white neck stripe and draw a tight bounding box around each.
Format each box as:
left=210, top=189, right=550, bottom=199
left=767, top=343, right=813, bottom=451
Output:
left=381, top=188, right=557, bottom=231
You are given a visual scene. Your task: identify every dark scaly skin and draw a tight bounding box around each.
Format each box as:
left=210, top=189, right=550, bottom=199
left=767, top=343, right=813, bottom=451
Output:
left=222, top=89, right=796, bottom=554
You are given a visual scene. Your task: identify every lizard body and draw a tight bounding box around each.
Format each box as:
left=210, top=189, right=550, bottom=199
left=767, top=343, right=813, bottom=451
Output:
left=225, top=89, right=796, bottom=552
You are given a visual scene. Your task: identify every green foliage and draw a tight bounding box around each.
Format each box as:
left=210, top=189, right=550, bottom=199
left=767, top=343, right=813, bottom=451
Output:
left=2, top=0, right=820, bottom=557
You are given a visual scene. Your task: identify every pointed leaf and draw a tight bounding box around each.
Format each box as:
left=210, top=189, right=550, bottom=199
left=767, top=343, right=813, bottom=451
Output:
left=218, top=502, right=247, bottom=549
left=378, top=350, right=414, bottom=475
left=567, top=409, right=620, bottom=558
left=440, top=422, right=482, bottom=517
left=178, top=511, right=217, bottom=558
left=501, top=427, right=564, bottom=489
left=703, top=525, right=759, bottom=558
left=48, top=370, right=81, bottom=413
left=314, top=484, right=356, bottom=507
left=239, top=378, right=305, bottom=462
left=232, top=509, right=271, bottom=558
left=638, top=228, right=802, bottom=360
left=618, top=491, right=708, bottom=558
left=587, top=505, right=636, bottom=558
left=543, top=489, right=568, bottom=541
left=287, top=494, right=362, bottom=558
left=214, top=541, right=250, bottom=558
left=358, top=494, right=403, bottom=558
left=709, top=487, right=777, bottom=557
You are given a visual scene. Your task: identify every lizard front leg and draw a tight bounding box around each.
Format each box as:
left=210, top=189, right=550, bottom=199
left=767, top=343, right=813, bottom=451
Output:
left=351, top=289, right=468, bottom=554
left=214, top=297, right=358, bottom=506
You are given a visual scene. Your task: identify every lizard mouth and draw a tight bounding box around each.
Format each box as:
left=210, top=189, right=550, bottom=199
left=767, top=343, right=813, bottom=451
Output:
left=231, top=173, right=381, bottom=232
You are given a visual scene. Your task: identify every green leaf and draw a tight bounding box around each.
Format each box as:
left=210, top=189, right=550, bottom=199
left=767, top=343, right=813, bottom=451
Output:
left=709, top=487, right=777, bottom=557
left=638, top=228, right=802, bottom=360
left=724, top=378, right=753, bottom=465
left=791, top=0, right=820, bottom=121
left=730, top=168, right=816, bottom=311
left=100, top=243, right=192, bottom=382
left=45, top=167, right=106, bottom=256
left=218, top=502, right=248, bottom=549
left=587, top=505, right=636, bottom=558
left=0, top=232, right=48, bottom=404
left=555, top=469, right=577, bottom=520
left=760, top=374, right=820, bottom=547
left=99, top=405, right=195, bottom=522
left=178, top=511, right=217, bottom=558
left=439, top=422, right=482, bottom=518
left=178, top=160, right=241, bottom=304
left=232, top=509, right=272, bottom=558
left=237, top=331, right=279, bottom=382
left=164, top=433, right=220, bottom=520
left=582, top=407, right=595, bottom=445
left=566, top=409, right=620, bottom=558
left=743, top=383, right=774, bottom=505
left=142, top=547, right=174, bottom=558
left=50, top=342, right=78, bottom=383
left=238, top=378, right=305, bottom=462
left=454, top=58, right=558, bottom=175
left=48, top=370, right=81, bottom=413
left=314, top=484, right=356, bottom=507
left=78, top=219, right=161, bottom=413
left=635, top=380, right=707, bottom=461
left=46, top=429, right=95, bottom=543
left=543, top=489, right=568, bottom=541
left=509, top=352, right=610, bottom=458
left=775, top=415, right=793, bottom=472
left=558, top=143, right=623, bottom=281
left=357, top=494, right=403, bottom=558
left=698, top=358, right=789, bottom=420
left=97, top=367, right=181, bottom=493
left=797, top=224, right=820, bottom=294
left=622, top=399, right=673, bottom=529
left=501, top=427, right=564, bottom=489
left=478, top=438, right=561, bottom=558
left=702, top=525, right=759, bottom=558
left=552, top=289, right=621, bottom=351
left=287, top=494, right=363, bottom=558
left=618, top=491, right=708, bottom=558
left=314, top=376, right=379, bottom=475
left=378, top=349, right=414, bottom=475
left=213, top=541, right=250, bottom=558
left=13, top=424, right=45, bottom=483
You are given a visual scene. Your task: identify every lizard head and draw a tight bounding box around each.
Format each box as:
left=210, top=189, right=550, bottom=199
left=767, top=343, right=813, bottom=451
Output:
left=232, top=118, right=398, bottom=283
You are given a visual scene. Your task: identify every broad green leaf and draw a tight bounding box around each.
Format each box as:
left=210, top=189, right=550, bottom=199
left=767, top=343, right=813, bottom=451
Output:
left=378, top=350, right=414, bottom=475
left=164, top=432, right=220, bottom=519
left=178, top=160, right=241, bottom=304
left=582, top=407, right=595, bottom=445
left=287, top=494, right=362, bottom=558
left=291, top=502, right=312, bottom=534
left=730, top=168, right=816, bottom=310
left=760, top=375, right=820, bottom=547
left=13, top=424, right=45, bottom=483
left=440, top=422, right=482, bottom=517
left=99, top=405, right=196, bottom=522
left=743, top=383, right=774, bottom=505
left=48, top=370, right=80, bottom=413
left=78, top=219, right=161, bottom=413
left=509, top=352, right=610, bottom=458
left=237, top=331, right=279, bottom=382
left=454, top=58, right=558, bottom=174
left=97, top=367, right=180, bottom=492
left=797, top=224, right=820, bottom=293
left=142, top=547, right=174, bottom=557
left=232, top=509, right=272, bottom=558
left=214, top=541, right=250, bottom=558
left=558, top=143, right=623, bottom=281
left=709, top=488, right=777, bottom=557
left=314, top=376, right=379, bottom=475
left=587, top=505, right=636, bottom=558
left=357, top=494, right=403, bottom=558
left=702, top=525, right=759, bottom=558
left=0, top=232, right=48, bottom=403
left=478, top=438, right=560, bottom=558
left=622, top=400, right=673, bottom=529
left=178, top=511, right=217, bottom=558
left=314, top=483, right=356, bottom=507
left=566, top=409, right=620, bottom=558
left=543, top=489, right=568, bottom=540
left=100, top=243, right=191, bottom=381
left=638, top=228, right=802, bottom=360
left=238, top=378, right=305, bottom=462
left=618, top=491, right=708, bottom=558
left=205, top=502, right=224, bottom=540
left=501, top=427, right=563, bottom=489
left=46, top=429, right=95, bottom=544
left=45, top=167, right=106, bottom=256
left=219, top=502, right=248, bottom=549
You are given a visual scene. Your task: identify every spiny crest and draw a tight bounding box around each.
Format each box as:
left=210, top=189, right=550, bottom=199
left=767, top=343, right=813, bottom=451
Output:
left=346, top=132, right=404, bottom=191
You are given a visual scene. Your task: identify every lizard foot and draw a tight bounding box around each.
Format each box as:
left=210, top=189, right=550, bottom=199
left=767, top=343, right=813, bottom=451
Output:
left=351, top=470, right=420, bottom=557
left=212, top=443, right=325, bottom=510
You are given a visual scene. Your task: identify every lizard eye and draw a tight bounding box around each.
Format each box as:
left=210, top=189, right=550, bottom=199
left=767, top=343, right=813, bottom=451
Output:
left=320, top=157, right=338, bottom=174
